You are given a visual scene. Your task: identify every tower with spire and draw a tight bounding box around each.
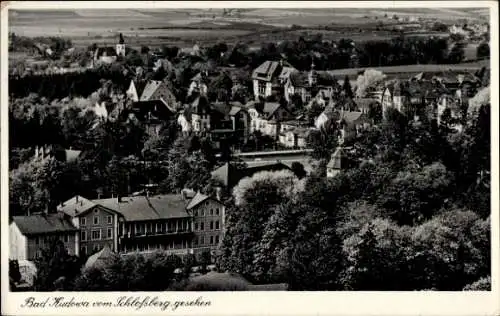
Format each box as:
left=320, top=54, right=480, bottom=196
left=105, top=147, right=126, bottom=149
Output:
left=308, top=59, right=318, bottom=86
left=116, top=33, right=126, bottom=57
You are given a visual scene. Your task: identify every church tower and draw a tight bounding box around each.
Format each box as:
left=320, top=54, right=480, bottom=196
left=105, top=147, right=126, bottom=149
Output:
left=308, top=59, right=318, bottom=86
left=116, top=33, right=126, bottom=57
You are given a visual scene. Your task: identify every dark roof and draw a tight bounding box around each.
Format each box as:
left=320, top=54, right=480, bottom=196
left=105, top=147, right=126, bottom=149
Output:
left=12, top=213, right=78, bottom=236
left=131, top=80, right=147, bottom=99
left=210, top=102, right=232, bottom=116
left=355, top=98, right=379, bottom=111
left=96, top=47, right=117, bottom=58
left=228, top=105, right=244, bottom=116
left=57, top=195, right=98, bottom=217
left=279, top=67, right=297, bottom=80
left=128, top=99, right=176, bottom=121
left=282, top=120, right=309, bottom=127
left=190, top=96, right=211, bottom=114
left=320, top=105, right=341, bottom=121
left=140, top=80, right=162, bottom=101
left=92, top=195, right=190, bottom=222
left=185, top=192, right=222, bottom=210
left=140, top=80, right=177, bottom=106
left=289, top=71, right=336, bottom=88
left=245, top=101, right=285, bottom=120
left=405, top=81, right=423, bottom=97
left=191, top=72, right=209, bottom=82
left=339, top=110, right=366, bottom=124
left=263, top=102, right=281, bottom=118
left=186, top=192, right=210, bottom=210
left=252, top=60, right=294, bottom=82
left=261, top=102, right=290, bottom=120
left=283, top=127, right=310, bottom=138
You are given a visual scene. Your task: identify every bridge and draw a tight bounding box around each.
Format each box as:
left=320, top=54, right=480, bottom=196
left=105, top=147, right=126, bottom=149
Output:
left=233, top=149, right=313, bottom=160
left=233, top=149, right=316, bottom=173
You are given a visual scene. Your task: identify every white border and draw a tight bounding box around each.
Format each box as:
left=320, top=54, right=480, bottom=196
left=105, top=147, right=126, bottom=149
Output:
left=1, top=1, right=499, bottom=316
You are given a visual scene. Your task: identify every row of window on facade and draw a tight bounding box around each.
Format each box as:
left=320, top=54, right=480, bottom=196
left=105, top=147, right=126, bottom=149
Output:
left=194, top=220, right=221, bottom=231
left=193, top=207, right=222, bottom=217
left=35, top=247, right=70, bottom=258
left=116, top=234, right=221, bottom=253
left=81, top=243, right=109, bottom=256
left=258, top=83, right=267, bottom=95
left=117, top=219, right=222, bottom=236
left=120, top=219, right=191, bottom=236
left=194, top=121, right=210, bottom=130
left=252, top=120, right=268, bottom=129
left=119, top=239, right=191, bottom=253
left=34, top=234, right=71, bottom=245
left=81, top=228, right=113, bottom=241
left=80, top=214, right=113, bottom=226
left=194, top=234, right=221, bottom=246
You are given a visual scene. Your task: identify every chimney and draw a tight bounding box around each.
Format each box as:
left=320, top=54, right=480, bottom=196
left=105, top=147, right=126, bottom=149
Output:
left=118, top=195, right=122, bottom=203
left=75, top=195, right=79, bottom=203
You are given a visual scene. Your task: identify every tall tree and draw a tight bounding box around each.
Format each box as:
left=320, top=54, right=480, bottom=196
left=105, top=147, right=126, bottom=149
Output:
left=34, top=238, right=82, bottom=291
left=342, top=75, right=354, bottom=98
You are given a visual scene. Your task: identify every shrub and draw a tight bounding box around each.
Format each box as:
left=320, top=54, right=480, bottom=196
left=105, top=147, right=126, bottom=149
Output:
left=183, top=272, right=251, bottom=291
left=463, top=276, right=491, bottom=291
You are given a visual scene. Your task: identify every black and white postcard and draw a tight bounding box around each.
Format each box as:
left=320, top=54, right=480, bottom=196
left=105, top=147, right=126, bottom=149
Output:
left=1, top=1, right=498, bottom=315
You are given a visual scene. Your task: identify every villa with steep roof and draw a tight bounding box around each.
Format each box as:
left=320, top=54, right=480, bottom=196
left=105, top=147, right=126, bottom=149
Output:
left=252, top=60, right=297, bottom=100
left=180, top=97, right=251, bottom=147
left=188, top=71, right=209, bottom=97
left=338, top=110, right=370, bottom=144
left=284, top=63, right=338, bottom=103
left=123, top=79, right=178, bottom=136
left=57, top=195, right=121, bottom=256
left=246, top=101, right=293, bottom=137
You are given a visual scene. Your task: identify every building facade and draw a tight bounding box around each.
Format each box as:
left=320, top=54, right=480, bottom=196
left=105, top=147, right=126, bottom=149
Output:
left=284, top=66, right=338, bottom=103
left=247, top=102, right=293, bottom=137
left=10, top=213, right=79, bottom=261
left=186, top=193, right=226, bottom=257
left=57, top=195, right=121, bottom=256
left=252, top=60, right=297, bottom=100
left=93, top=193, right=225, bottom=260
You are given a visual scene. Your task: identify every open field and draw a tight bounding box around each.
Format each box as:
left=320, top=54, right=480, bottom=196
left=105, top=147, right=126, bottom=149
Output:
left=9, top=8, right=489, bottom=47
left=328, top=59, right=489, bottom=80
